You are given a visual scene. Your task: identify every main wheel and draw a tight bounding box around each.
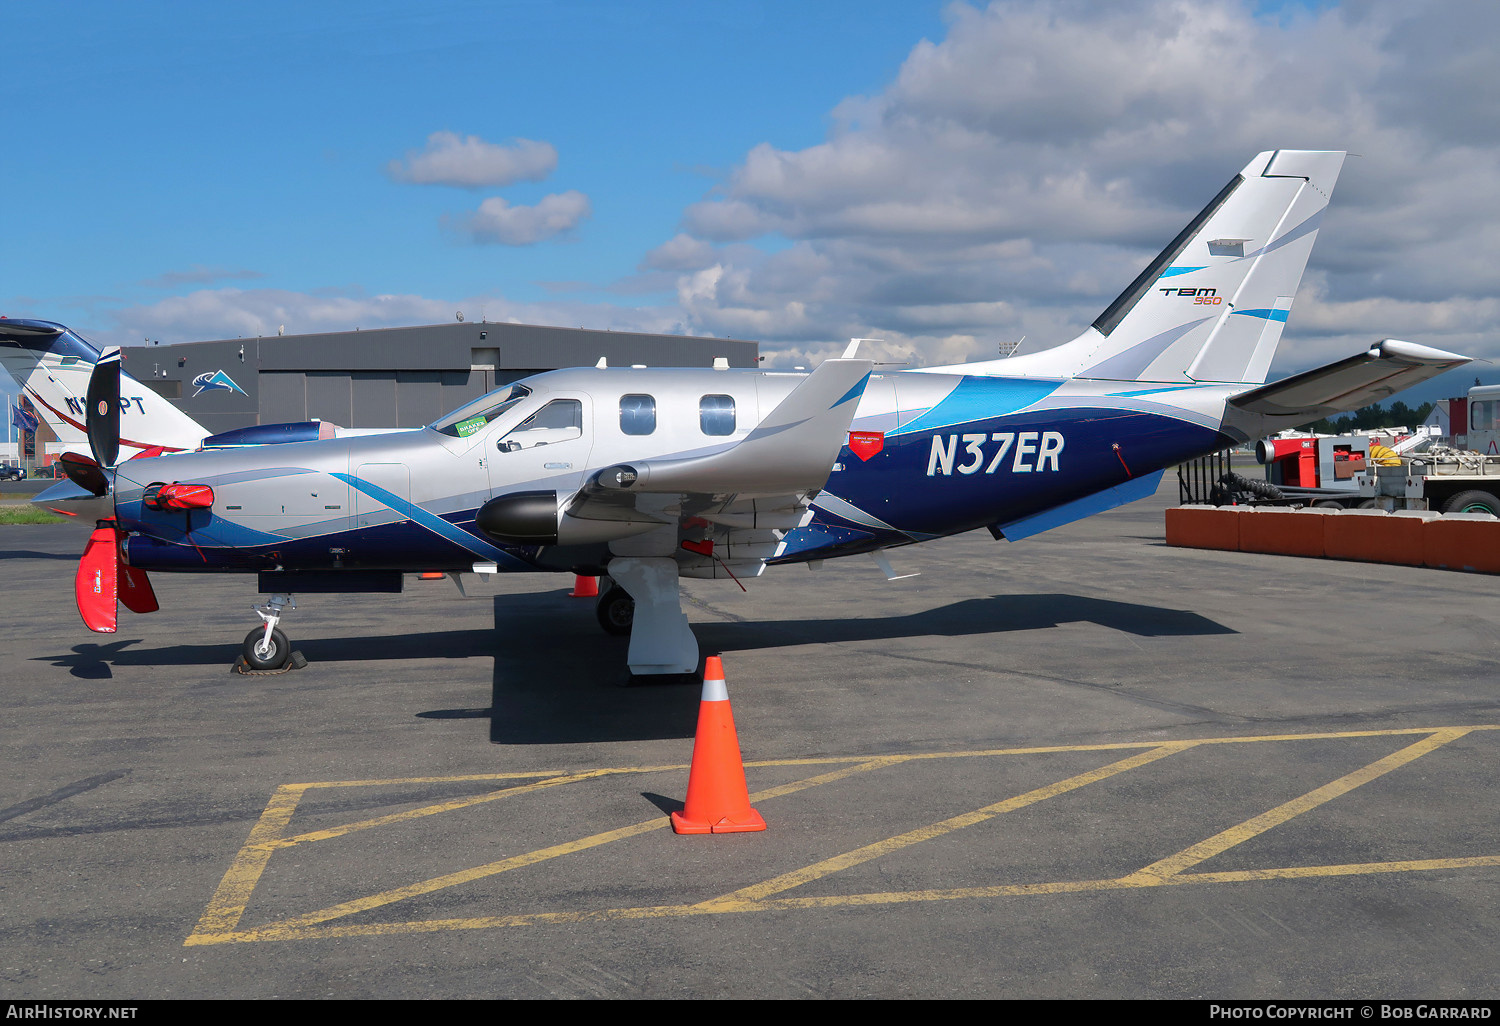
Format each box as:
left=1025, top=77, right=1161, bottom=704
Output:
left=1441, top=490, right=1500, bottom=517
left=242, top=627, right=290, bottom=670
left=595, top=587, right=634, bottom=636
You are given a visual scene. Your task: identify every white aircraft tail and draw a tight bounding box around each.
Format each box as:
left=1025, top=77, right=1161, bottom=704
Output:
left=0, top=319, right=208, bottom=454
left=950, top=149, right=1345, bottom=384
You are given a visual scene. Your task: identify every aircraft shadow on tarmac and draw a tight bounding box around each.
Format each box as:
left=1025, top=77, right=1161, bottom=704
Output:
left=0, top=548, right=81, bottom=561
left=34, top=591, right=1233, bottom=746
left=693, top=593, right=1236, bottom=653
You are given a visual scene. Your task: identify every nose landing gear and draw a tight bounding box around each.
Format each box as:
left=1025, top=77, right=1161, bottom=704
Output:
left=237, top=593, right=306, bottom=673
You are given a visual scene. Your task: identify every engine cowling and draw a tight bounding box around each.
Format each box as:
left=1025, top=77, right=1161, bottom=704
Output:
left=476, top=491, right=559, bottom=545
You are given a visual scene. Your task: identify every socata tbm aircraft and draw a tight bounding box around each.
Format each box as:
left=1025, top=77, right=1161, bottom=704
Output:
left=10, top=150, right=1471, bottom=677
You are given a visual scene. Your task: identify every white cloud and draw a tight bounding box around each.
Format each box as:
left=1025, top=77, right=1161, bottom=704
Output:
left=650, top=0, right=1500, bottom=375
left=138, top=266, right=265, bottom=289
left=59, top=1, right=1500, bottom=386
left=387, top=131, right=558, bottom=188
left=97, top=287, right=692, bottom=349
left=640, top=233, right=719, bottom=271
left=458, top=190, right=592, bottom=245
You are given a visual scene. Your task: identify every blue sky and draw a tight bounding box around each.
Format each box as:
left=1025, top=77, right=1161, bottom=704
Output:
left=4, top=1, right=945, bottom=326
left=5, top=0, right=1497, bottom=406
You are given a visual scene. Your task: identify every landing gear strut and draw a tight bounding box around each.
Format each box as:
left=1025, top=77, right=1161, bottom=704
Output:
left=604, top=557, right=699, bottom=676
left=242, top=593, right=296, bottom=670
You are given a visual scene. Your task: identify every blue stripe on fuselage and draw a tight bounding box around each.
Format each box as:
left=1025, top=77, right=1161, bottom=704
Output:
left=334, top=473, right=533, bottom=570
left=773, top=407, right=1228, bottom=561
left=889, top=377, right=1060, bottom=437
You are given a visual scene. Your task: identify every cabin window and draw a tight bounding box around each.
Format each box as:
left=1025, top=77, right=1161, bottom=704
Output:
left=496, top=399, right=582, bottom=452
left=620, top=394, right=656, bottom=435
left=699, top=394, right=735, bottom=436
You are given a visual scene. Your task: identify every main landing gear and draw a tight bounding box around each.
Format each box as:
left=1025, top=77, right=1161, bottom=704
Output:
left=596, top=558, right=699, bottom=680
left=595, top=583, right=635, bottom=636
left=238, top=593, right=304, bottom=672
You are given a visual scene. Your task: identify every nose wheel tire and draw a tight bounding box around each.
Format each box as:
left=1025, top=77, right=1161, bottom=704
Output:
left=242, top=626, right=291, bottom=670
left=595, top=587, right=634, bottom=636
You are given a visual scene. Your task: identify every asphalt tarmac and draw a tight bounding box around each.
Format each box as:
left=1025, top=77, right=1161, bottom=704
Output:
left=3, top=480, right=1499, bottom=999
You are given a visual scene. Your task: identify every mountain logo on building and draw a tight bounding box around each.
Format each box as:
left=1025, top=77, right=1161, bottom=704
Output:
left=191, top=370, right=247, bottom=397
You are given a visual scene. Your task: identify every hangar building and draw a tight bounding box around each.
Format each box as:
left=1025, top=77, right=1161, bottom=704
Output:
left=118, top=321, right=760, bottom=437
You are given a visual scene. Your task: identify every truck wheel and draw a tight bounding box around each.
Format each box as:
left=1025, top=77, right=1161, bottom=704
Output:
left=1313, top=500, right=1343, bottom=509
left=1442, top=490, right=1500, bottom=516
left=1356, top=499, right=1379, bottom=509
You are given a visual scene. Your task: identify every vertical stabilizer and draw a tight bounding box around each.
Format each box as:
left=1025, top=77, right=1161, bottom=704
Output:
left=0, top=319, right=208, bottom=454
left=943, top=150, right=1345, bottom=384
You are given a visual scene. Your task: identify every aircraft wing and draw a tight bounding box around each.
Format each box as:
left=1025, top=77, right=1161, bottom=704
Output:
left=566, top=357, right=874, bottom=528
left=1229, top=339, right=1470, bottom=420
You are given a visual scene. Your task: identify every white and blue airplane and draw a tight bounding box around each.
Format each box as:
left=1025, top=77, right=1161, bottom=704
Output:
left=0, top=320, right=397, bottom=458
left=13, top=149, right=1470, bottom=677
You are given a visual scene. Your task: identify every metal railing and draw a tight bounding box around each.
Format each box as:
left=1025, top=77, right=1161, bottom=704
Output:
left=1177, top=448, right=1234, bottom=505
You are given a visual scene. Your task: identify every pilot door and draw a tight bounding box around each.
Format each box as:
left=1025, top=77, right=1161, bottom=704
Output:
left=484, top=393, right=594, bottom=499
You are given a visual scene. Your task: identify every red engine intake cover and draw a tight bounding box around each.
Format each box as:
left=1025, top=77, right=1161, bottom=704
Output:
left=157, top=483, right=214, bottom=510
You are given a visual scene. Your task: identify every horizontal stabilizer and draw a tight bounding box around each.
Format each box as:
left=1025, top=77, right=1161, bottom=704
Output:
left=1229, top=339, right=1470, bottom=420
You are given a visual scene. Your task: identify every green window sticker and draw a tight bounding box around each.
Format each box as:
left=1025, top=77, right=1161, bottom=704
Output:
left=455, top=416, right=487, bottom=437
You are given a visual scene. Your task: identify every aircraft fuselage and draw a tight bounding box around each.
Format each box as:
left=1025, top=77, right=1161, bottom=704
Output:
left=110, top=364, right=1240, bottom=580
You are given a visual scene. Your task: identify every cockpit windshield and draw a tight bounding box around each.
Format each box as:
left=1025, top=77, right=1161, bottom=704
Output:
left=429, top=383, right=533, bottom=437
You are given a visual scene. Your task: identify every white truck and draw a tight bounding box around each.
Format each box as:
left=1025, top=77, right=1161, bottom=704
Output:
left=1357, top=384, right=1500, bottom=516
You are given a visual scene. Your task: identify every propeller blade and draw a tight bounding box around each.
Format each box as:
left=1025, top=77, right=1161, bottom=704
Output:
left=85, top=347, right=121, bottom=469
left=118, top=560, right=159, bottom=615
left=75, top=518, right=158, bottom=630
left=76, top=521, right=120, bottom=633
left=58, top=451, right=109, bottom=497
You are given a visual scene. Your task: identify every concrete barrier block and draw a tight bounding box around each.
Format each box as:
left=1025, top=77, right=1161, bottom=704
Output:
left=1423, top=514, right=1500, bottom=573
left=1325, top=508, right=1425, bottom=566
left=1164, top=506, right=1240, bottom=551
left=1238, top=506, right=1326, bottom=558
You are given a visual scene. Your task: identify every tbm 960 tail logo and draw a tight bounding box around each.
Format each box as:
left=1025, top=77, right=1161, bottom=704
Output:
left=928, top=432, right=1065, bottom=476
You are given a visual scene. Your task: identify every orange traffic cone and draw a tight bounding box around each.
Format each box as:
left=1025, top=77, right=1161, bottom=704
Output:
left=568, top=574, right=600, bottom=598
left=671, top=656, right=766, bottom=834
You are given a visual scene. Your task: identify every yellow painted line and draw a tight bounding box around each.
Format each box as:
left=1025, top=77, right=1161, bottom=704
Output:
left=187, top=785, right=308, bottom=939
left=185, top=771, right=605, bottom=943
left=257, top=814, right=673, bottom=933
left=1168, top=854, right=1500, bottom=884
left=278, top=769, right=613, bottom=848
left=696, top=741, right=1198, bottom=911
left=206, top=756, right=904, bottom=944
left=186, top=725, right=1500, bottom=946
left=277, top=723, right=1500, bottom=792
left=185, top=853, right=1500, bottom=944
left=292, top=765, right=690, bottom=789
left=1121, top=727, right=1473, bottom=886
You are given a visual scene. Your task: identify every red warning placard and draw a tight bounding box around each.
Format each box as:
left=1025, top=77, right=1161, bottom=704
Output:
left=848, top=431, right=885, bottom=461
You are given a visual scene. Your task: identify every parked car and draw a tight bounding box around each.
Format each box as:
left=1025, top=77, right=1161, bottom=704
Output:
left=0, top=462, right=27, bottom=482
